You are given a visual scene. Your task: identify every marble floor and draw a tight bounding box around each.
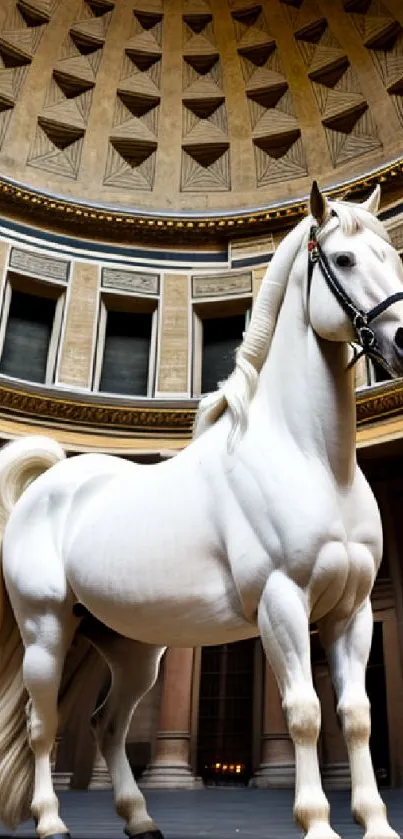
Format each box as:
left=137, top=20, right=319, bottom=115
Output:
left=1, top=788, right=403, bottom=839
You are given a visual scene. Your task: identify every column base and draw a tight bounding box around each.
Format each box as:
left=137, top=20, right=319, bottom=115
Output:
left=140, top=763, right=203, bottom=790
left=89, top=760, right=112, bottom=790
left=52, top=772, right=73, bottom=792
left=249, top=763, right=295, bottom=789
left=322, top=762, right=351, bottom=790
left=89, top=769, right=112, bottom=790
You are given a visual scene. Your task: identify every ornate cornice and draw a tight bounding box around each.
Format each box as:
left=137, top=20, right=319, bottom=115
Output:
left=0, top=157, right=403, bottom=243
left=356, top=380, right=403, bottom=425
left=0, top=377, right=402, bottom=439
left=0, top=380, right=196, bottom=437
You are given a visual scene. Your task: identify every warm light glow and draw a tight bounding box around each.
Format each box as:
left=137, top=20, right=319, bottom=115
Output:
left=210, top=761, right=245, bottom=774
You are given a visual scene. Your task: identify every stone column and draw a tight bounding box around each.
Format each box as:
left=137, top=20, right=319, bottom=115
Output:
left=89, top=748, right=112, bottom=790
left=57, top=261, right=99, bottom=389
left=51, top=736, right=72, bottom=792
left=156, top=274, right=189, bottom=396
left=354, top=355, right=368, bottom=389
left=314, top=662, right=350, bottom=789
left=140, top=648, right=202, bottom=788
left=250, top=662, right=295, bottom=788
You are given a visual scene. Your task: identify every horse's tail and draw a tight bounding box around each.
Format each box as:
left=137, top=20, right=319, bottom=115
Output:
left=0, top=436, right=66, bottom=828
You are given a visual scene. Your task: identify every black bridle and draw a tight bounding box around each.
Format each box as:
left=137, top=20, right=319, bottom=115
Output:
left=307, top=223, right=403, bottom=375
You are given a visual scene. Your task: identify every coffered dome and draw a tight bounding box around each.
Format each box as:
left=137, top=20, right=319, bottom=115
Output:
left=0, top=0, right=403, bottom=213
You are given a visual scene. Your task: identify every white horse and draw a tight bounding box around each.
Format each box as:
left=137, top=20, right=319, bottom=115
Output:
left=0, top=182, right=402, bottom=839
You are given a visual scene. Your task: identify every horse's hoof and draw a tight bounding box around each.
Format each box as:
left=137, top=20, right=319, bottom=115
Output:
left=127, top=832, right=164, bottom=839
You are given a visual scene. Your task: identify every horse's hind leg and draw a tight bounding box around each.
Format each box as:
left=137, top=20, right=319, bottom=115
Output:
left=320, top=600, right=398, bottom=839
left=82, top=618, right=165, bottom=838
left=21, top=604, right=76, bottom=838
left=258, top=571, right=339, bottom=839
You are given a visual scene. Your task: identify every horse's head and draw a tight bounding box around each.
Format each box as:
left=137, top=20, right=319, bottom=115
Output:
left=306, top=181, right=403, bottom=377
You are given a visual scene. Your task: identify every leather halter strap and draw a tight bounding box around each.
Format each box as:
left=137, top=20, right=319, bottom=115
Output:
left=307, top=223, right=403, bottom=375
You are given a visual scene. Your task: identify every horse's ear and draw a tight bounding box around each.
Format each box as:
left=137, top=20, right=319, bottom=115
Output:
left=361, top=183, right=381, bottom=216
left=309, top=181, right=329, bottom=225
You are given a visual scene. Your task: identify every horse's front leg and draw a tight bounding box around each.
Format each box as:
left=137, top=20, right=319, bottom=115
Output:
left=258, top=571, right=339, bottom=839
left=320, top=599, right=398, bottom=839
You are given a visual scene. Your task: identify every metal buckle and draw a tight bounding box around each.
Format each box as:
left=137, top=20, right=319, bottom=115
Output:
left=352, top=312, right=367, bottom=330
left=357, top=325, right=376, bottom=350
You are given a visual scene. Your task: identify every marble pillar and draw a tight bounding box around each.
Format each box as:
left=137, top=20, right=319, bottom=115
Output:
left=250, top=662, right=295, bottom=788
left=141, top=648, right=202, bottom=788
left=51, top=735, right=72, bottom=792
left=354, top=354, right=368, bottom=388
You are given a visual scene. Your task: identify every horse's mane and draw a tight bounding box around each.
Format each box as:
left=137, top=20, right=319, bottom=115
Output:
left=193, top=197, right=389, bottom=449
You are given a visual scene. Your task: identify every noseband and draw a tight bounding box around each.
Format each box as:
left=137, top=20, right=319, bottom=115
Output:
left=307, top=222, right=403, bottom=375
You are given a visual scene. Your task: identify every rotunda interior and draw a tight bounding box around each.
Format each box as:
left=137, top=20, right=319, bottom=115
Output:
left=0, top=0, right=403, bottom=796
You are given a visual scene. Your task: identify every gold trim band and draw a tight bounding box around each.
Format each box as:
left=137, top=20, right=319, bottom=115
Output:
left=0, top=157, right=402, bottom=240
left=0, top=378, right=401, bottom=437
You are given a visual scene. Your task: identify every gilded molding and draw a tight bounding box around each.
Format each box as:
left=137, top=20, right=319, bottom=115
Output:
left=0, top=157, right=403, bottom=241
left=0, top=381, right=196, bottom=437
left=356, top=380, right=403, bottom=426
left=0, top=378, right=402, bottom=438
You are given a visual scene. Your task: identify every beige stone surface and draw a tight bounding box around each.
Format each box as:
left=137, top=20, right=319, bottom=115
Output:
left=252, top=266, right=267, bottom=300
left=58, top=261, right=99, bottom=389
left=157, top=274, right=189, bottom=394
left=355, top=356, right=368, bottom=389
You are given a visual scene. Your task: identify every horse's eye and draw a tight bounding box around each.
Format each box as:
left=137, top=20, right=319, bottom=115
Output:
left=333, top=252, right=356, bottom=268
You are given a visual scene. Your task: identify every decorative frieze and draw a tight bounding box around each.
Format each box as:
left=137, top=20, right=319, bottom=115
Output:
left=192, top=271, right=252, bottom=298
left=9, top=247, right=69, bottom=282
left=0, top=371, right=399, bottom=435
left=101, top=268, right=159, bottom=295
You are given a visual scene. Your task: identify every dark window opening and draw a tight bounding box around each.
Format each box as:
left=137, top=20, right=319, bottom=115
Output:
left=311, top=622, right=390, bottom=786
left=366, top=622, right=390, bottom=786
left=0, top=289, right=56, bottom=383
left=373, top=361, right=393, bottom=384
left=197, top=639, right=255, bottom=785
left=201, top=313, right=245, bottom=394
left=99, top=309, right=152, bottom=396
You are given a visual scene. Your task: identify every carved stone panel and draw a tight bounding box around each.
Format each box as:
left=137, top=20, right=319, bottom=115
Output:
left=192, top=272, right=252, bottom=298
left=9, top=247, right=69, bottom=281
left=101, top=268, right=159, bottom=295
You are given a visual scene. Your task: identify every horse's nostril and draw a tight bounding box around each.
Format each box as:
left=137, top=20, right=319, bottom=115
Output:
left=395, top=327, right=403, bottom=351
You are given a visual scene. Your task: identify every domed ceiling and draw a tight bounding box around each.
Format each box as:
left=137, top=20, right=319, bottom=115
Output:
left=0, top=0, right=403, bottom=213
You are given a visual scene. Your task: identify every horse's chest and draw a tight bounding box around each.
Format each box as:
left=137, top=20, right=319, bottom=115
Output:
left=309, top=538, right=376, bottom=622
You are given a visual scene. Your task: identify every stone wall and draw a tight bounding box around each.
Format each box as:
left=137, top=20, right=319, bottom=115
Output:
left=0, top=202, right=401, bottom=402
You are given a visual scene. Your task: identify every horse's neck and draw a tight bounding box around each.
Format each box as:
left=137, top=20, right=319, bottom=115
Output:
left=253, top=280, right=357, bottom=487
